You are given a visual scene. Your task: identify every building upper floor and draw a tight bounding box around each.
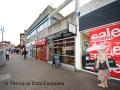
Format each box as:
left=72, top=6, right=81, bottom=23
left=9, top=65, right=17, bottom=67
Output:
left=20, top=33, right=26, bottom=45
left=25, top=6, right=64, bottom=42
left=26, top=0, right=119, bottom=44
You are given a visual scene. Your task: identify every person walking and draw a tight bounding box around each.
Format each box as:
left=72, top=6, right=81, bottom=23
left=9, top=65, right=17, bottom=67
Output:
left=6, top=50, right=10, bottom=60
left=95, top=49, right=110, bottom=88
left=22, top=49, right=28, bottom=59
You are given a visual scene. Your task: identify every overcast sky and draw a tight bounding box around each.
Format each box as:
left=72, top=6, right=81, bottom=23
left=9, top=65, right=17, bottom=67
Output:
left=0, top=0, right=91, bottom=46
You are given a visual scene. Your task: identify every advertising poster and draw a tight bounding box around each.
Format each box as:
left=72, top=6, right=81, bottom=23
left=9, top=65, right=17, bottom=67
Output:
left=89, top=23, right=120, bottom=78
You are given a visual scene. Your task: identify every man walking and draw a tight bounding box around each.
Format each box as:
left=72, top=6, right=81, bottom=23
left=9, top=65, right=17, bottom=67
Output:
left=6, top=50, right=10, bottom=60
left=22, top=49, right=28, bottom=59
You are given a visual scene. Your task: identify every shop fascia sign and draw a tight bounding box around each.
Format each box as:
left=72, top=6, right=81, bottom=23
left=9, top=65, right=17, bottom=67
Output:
left=48, top=30, right=75, bottom=41
left=35, top=38, right=47, bottom=46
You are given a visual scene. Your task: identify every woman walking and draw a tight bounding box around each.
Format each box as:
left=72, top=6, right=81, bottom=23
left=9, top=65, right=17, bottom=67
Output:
left=96, top=49, right=110, bottom=88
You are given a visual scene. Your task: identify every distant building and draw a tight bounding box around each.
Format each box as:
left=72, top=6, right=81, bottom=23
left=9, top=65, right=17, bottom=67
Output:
left=20, top=33, right=26, bottom=50
left=9, top=44, right=15, bottom=49
left=0, top=41, right=15, bottom=49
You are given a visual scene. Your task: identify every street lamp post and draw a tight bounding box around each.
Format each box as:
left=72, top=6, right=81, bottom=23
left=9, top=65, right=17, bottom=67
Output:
left=0, top=25, right=4, bottom=43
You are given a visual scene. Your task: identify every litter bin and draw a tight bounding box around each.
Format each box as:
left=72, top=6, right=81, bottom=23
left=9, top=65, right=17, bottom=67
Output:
left=0, top=48, right=6, bottom=66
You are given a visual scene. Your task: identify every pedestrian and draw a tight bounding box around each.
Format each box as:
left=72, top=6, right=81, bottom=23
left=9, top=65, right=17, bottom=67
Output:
left=95, top=49, right=110, bottom=88
left=52, top=54, right=55, bottom=67
left=52, top=49, right=57, bottom=67
left=6, top=50, right=10, bottom=60
left=22, top=49, right=28, bottom=59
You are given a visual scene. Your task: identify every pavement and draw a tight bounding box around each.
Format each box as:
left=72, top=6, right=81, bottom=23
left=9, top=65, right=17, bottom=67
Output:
left=0, top=54, right=120, bottom=90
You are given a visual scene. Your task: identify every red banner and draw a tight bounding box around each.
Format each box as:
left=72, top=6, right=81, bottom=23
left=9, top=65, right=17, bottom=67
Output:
left=89, top=24, right=120, bottom=43
left=89, top=23, right=120, bottom=78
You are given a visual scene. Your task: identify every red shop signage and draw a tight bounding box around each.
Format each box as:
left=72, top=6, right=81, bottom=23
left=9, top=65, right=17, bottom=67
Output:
left=89, top=23, right=120, bottom=43
left=35, top=38, right=47, bottom=46
left=89, top=23, right=120, bottom=78
left=89, top=23, right=120, bottom=61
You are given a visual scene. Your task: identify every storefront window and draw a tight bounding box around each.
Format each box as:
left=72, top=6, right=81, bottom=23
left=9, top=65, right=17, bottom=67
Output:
left=81, top=22, right=120, bottom=79
left=48, top=37, right=75, bottom=65
left=30, top=45, right=36, bottom=58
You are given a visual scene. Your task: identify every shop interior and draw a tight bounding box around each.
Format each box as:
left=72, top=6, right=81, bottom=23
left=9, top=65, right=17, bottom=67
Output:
left=48, top=36, right=75, bottom=65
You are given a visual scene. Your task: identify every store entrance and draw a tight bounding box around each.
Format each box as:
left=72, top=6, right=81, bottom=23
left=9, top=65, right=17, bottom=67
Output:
left=36, top=45, right=46, bottom=61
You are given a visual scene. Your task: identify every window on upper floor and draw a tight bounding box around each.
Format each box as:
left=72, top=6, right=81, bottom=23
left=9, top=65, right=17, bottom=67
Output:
left=27, top=35, right=30, bottom=39
left=37, top=19, right=49, bottom=33
left=30, top=30, right=36, bottom=38
left=43, top=20, right=49, bottom=29
left=27, top=17, right=49, bottom=39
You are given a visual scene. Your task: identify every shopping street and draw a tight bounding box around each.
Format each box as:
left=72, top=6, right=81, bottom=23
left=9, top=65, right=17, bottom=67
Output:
left=0, top=54, right=120, bottom=90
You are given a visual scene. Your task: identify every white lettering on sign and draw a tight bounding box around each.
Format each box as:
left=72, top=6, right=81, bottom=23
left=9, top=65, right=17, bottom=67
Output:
left=111, top=28, right=120, bottom=37
left=113, top=46, right=120, bottom=55
left=91, top=27, right=120, bottom=42
left=90, top=45, right=120, bottom=58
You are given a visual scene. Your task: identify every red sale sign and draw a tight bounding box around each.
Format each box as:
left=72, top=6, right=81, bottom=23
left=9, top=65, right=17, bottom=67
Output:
left=89, top=24, right=120, bottom=42
left=89, top=23, right=120, bottom=78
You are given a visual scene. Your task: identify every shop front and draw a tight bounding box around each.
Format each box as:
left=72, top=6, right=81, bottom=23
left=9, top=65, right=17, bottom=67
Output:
left=47, top=30, right=76, bottom=65
left=26, top=43, right=31, bottom=58
left=30, top=44, right=36, bottom=58
left=35, top=38, right=47, bottom=61
left=81, top=22, right=120, bottom=78
left=79, top=0, right=120, bottom=79
left=26, top=41, right=36, bottom=59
